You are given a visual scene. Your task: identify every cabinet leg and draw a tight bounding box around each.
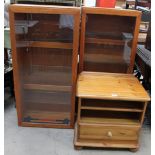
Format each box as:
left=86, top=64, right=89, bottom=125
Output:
left=130, top=148, right=139, bottom=152
left=74, top=146, right=82, bottom=150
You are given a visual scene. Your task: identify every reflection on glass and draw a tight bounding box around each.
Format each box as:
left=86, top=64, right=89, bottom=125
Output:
left=84, top=14, right=136, bottom=73
left=15, top=13, right=74, bottom=42
left=14, top=13, right=74, bottom=125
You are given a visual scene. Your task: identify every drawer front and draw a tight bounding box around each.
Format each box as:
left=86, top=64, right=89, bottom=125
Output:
left=79, top=124, right=140, bottom=141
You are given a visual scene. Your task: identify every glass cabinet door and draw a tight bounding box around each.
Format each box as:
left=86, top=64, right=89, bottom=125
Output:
left=80, top=8, right=141, bottom=73
left=10, top=5, right=80, bottom=128
left=84, top=14, right=135, bottom=73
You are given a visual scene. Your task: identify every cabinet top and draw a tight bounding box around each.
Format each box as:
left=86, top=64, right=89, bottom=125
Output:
left=82, top=6, right=141, bottom=17
left=77, top=72, right=150, bottom=101
left=9, top=4, right=80, bottom=14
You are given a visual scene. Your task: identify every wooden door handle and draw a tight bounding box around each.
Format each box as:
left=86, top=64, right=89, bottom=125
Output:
left=107, top=131, right=113, bottom=137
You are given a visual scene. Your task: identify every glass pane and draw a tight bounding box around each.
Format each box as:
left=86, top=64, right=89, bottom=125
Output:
left=22, top=90, right=71, bottom=125
left=17, top=47, right=73, bottom=124
left=14, top=13, right=74, bottom=42
left=14, top=13, right=74, bottom=125
left=84, top=14, right=136, bottom=73
left=17, top=47, right=72, bottom=86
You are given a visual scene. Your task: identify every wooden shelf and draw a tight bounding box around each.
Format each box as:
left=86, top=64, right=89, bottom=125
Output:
left=81, top=106, right=143, bottom=112
left=23, top=110, right=70, bottom=124
left=16, top=41, right=73, bottom=49
left=24, top=84, right=71, bottom=92
left=80, top=117, right=140, bottom=126
left=84, top=53, right=128, bottom=64
left=86, top=37, right=125, bottom=46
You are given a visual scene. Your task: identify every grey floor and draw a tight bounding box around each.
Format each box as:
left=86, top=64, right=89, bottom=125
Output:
left=5, top=98, right=151, bottom=155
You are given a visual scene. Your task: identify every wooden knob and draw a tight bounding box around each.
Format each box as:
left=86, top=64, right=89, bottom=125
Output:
left=107, top=131, right=112, bottom=137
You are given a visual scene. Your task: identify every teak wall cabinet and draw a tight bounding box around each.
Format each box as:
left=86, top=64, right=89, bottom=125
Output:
left=9, top=4, right=80, bottom=128
left=79, top=7, right=141, bottom=73
left=74, top=72, right=150, bottom=151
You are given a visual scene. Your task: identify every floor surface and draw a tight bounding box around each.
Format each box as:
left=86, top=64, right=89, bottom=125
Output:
left=5, top=100, right=151, bottom=155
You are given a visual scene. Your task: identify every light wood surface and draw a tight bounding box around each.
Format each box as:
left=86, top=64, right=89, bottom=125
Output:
left=82, top=6, right=140, bottom=16
left=77, top=72, right=150, bottom=101
left=80, top=117, right=140, bottom=125
left=10, top=4, right=80, bottom=14
left=74, top=123, right=139, bottom=149
left=75, top=72, right=150, bottom=150
left=81, top=106, right=143, bottom=112
left=79, top=124, right=139, bottom=140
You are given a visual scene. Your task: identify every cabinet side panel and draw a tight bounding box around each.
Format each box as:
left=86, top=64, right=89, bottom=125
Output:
left=70, top=12, right=80, bottom=127
left=9, top=9, right=23, bottom=125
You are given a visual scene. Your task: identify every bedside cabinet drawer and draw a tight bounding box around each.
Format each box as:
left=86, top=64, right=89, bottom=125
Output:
left=79, top=124, right=140, bottom=141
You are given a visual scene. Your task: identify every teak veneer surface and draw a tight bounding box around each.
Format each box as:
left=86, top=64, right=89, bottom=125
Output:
left=9, top=4, right=80, bottom=128
left=77, top=72, right=150, bottom=101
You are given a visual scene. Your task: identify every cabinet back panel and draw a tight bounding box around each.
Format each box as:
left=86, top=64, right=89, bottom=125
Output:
left=81, top=99, right=144, bottom=110
left=86, top=14, right=136, bottom=33
left=84, top=61, right=128, bottom=73
left=79, top=10, right=140, bottom=73
left=81, top=110, right=141, bottom=120
left=24, top=90, right=71, bottom=105
left=16, top=47, right=72, bottom=85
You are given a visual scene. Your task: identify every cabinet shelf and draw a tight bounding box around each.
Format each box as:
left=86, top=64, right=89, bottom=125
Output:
left=23, top=102, right=71, bottom=124
left=17, top=41, right=73, bottom=49
left=23, top=110, right=70, bottom=124
left=86, top=37, right=125, bottom=46
left=80, top=117, right=140, bottom=126
left=81, top=106, right=143, bottom=113
left=84, top=53, right=128, bottom=64
left=23, top=84, right=71, bottom=92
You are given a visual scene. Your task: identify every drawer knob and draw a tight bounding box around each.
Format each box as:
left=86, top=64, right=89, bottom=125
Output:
left=107, top=131, right=112, bottom=137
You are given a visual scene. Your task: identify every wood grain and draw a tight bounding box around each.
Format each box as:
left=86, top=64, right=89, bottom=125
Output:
left=10, top=4, right=80, bottom=14
left=77, top=72, right=150, bottom=101
left=23, top=84, right=71, bottom=92
left=79, top=125, right=139, bottom=140
left=74, top=123, right=139, bottom=149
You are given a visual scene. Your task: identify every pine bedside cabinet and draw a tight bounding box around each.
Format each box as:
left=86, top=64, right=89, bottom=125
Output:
left=74, top=72, right=150, bottom=151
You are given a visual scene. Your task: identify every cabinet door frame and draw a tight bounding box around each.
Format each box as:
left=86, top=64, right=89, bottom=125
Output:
left=79, top=7, right=141, bottom=73
left=9, top=4, right=80, bottom=128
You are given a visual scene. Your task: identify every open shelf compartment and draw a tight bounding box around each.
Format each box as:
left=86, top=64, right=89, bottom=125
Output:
left=81, top=99, right=144, bottom=112
left=79, top=98, right=144, bottom=126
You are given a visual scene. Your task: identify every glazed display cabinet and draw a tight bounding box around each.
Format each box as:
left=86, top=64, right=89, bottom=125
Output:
left=79, top=7, right=141, bottom=73
left=9, top=4, right=80, bottom=128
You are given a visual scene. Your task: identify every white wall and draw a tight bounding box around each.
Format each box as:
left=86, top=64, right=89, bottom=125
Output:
left=5, top=0, right=11, bottom=3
